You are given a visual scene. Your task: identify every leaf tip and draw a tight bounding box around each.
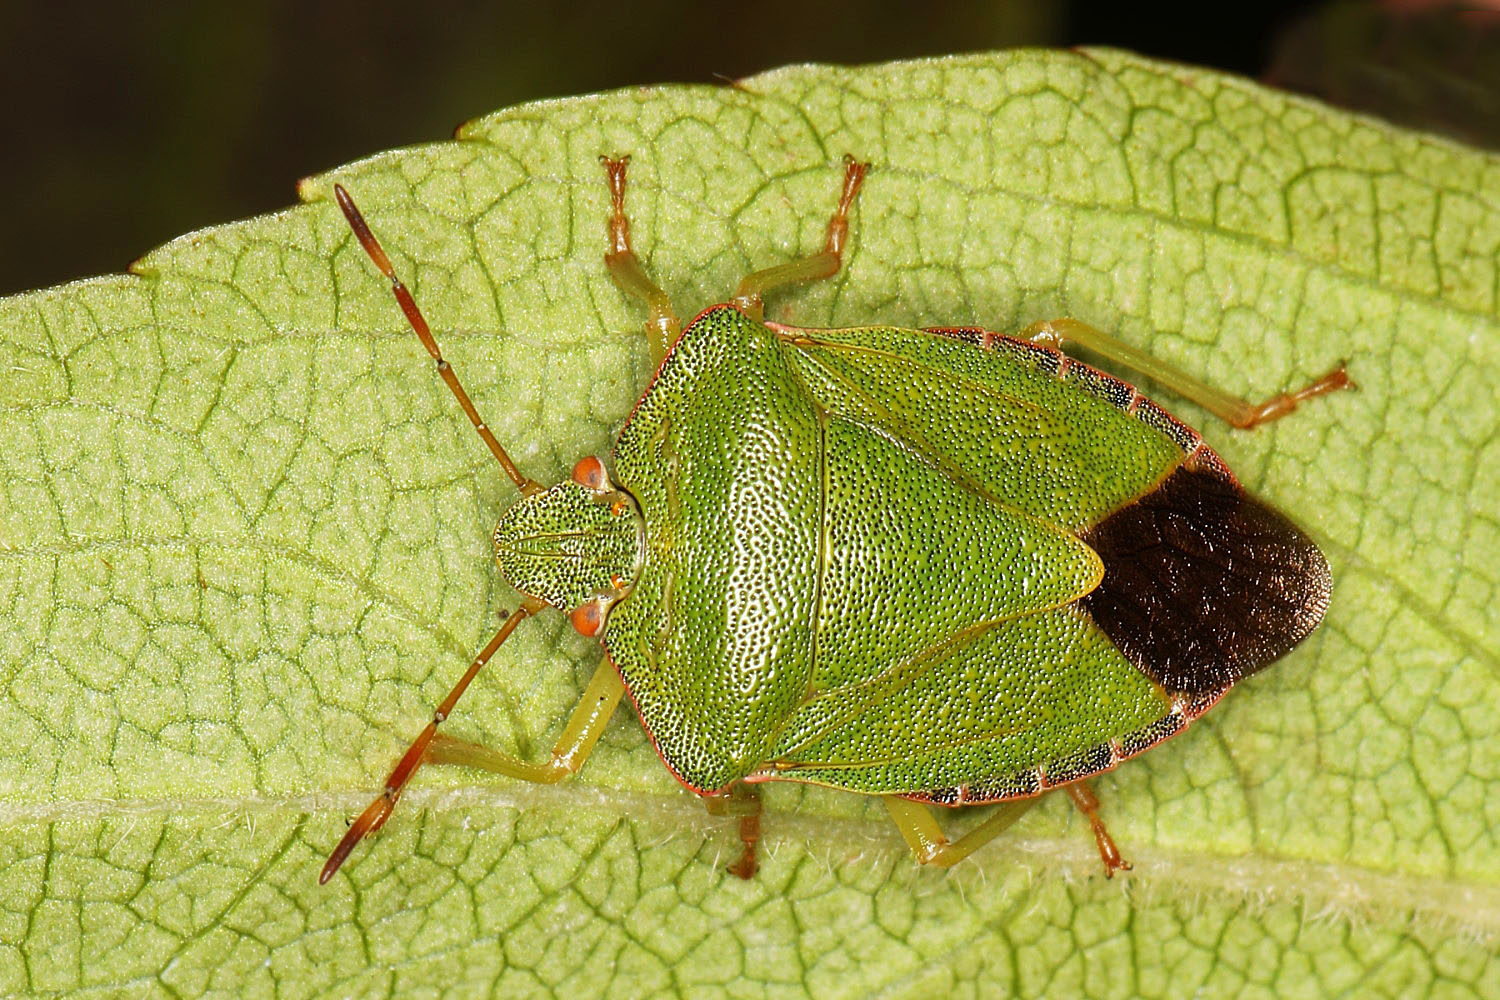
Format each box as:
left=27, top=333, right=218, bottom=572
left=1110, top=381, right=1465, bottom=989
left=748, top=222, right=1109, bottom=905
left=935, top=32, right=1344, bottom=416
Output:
left=295, top=175, right=322, bottom=204
left=126, top=257, right=158, bottom=279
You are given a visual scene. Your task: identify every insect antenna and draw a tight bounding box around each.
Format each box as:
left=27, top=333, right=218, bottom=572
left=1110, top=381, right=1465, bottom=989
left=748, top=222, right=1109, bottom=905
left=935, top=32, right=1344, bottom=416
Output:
left=323, top=186, right=550, bottom=883
left=319, top=599, right=544, bottom=884
left=333, top=184, right=541, bottom=495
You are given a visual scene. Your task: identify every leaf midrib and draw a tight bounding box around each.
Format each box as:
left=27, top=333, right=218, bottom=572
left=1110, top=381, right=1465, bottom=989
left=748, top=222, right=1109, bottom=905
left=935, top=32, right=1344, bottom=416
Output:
left=4, top=776, right=1494, bottom=939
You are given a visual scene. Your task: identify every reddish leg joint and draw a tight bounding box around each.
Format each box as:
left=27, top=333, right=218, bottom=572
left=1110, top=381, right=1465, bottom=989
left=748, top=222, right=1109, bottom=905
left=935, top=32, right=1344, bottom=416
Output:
left=729, top=810, right=761, bottom=880
left=824, top=155, right=869, bottom=259
left=706, top=784, right=763, bottom=879
left=1235, top=363, right=1355, bottom=429
left=1065, top=781, right=1132, bottom=877
left=601, top=154, right=633, bottom=260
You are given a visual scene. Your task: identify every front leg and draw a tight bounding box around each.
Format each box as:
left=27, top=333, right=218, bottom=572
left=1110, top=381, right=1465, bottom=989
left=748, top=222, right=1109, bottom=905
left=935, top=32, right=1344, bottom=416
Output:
left=601, top=155, right=681, bottom=365
left=420, top=658, right=626, bottom=782
left=321, top=655, right=624, bottom=882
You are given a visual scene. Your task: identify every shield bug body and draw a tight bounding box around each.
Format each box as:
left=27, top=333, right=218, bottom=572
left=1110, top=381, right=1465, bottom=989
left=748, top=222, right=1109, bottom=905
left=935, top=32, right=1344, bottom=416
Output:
left=321, top=157, right=1350, bottom=884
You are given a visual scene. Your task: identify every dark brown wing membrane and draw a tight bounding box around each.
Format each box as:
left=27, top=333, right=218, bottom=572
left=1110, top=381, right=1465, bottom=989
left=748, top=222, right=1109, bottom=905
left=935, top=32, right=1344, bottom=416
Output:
left=1080, top=464, right=1331, bottom=695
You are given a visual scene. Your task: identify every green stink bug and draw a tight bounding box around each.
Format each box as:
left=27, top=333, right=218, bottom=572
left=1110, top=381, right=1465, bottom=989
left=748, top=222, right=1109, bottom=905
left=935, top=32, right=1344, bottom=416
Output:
left=320, top=156, right=1350, bottom=884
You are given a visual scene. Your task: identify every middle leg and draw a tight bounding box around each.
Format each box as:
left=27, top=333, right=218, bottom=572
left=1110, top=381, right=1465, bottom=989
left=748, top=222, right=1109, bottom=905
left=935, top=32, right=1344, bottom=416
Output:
left=731, top=156, right=869, bottom=321
left=704, top=782, right=763, bottom=879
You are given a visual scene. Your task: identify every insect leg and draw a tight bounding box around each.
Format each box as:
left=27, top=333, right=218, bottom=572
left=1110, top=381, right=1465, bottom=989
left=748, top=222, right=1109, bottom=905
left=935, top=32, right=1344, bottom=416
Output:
left=1021, top=317, right=1353, bottom=429
left=333, top=184, right=540, bottom=494
left=320, top=599, right=551, bottom=884
left=882, top=795, right=1039, bottom=867
left=601, top=155, right=680, bottom=365
left=704, top=783, right=762, bottom=879
left=731, top=156, right=869, bottom=322
left=1064, top=780, right=1132, bottom=877
left=421, top=658, right=625, bottom=782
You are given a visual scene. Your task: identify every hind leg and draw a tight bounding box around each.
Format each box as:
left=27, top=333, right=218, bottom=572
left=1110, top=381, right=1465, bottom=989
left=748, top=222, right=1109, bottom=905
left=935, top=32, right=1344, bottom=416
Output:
left=1021, top=317, right=1352, bottom=429
left=882, top=796, right=1040, bottom=867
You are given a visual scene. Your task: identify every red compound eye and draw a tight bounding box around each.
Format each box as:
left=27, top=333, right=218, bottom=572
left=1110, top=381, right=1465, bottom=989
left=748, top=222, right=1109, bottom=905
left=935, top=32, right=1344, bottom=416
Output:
left=570, top=599, right=603, bottom=637
left=571, top=456, right=607, bottom=490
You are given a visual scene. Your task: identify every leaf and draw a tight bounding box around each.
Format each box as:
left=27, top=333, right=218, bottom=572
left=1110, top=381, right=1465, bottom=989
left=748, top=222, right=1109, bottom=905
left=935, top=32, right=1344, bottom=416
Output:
left=1, top=47, right=1497, bottom=999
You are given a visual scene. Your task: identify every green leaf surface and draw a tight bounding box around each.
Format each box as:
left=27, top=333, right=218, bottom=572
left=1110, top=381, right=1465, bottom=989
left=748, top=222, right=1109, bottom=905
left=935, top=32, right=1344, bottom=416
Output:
left=1, top=48, right=1497, bottom=999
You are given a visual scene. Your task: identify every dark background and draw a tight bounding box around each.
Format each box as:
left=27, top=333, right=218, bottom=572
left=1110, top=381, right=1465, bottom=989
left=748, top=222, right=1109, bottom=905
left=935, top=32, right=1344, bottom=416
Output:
left=3, top=0, right=1497, bottom=297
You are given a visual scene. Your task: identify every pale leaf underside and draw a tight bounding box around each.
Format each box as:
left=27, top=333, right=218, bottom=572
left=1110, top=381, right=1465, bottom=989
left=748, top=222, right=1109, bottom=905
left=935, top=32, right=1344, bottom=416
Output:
left=0, top=48, right=1496, bottom=999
